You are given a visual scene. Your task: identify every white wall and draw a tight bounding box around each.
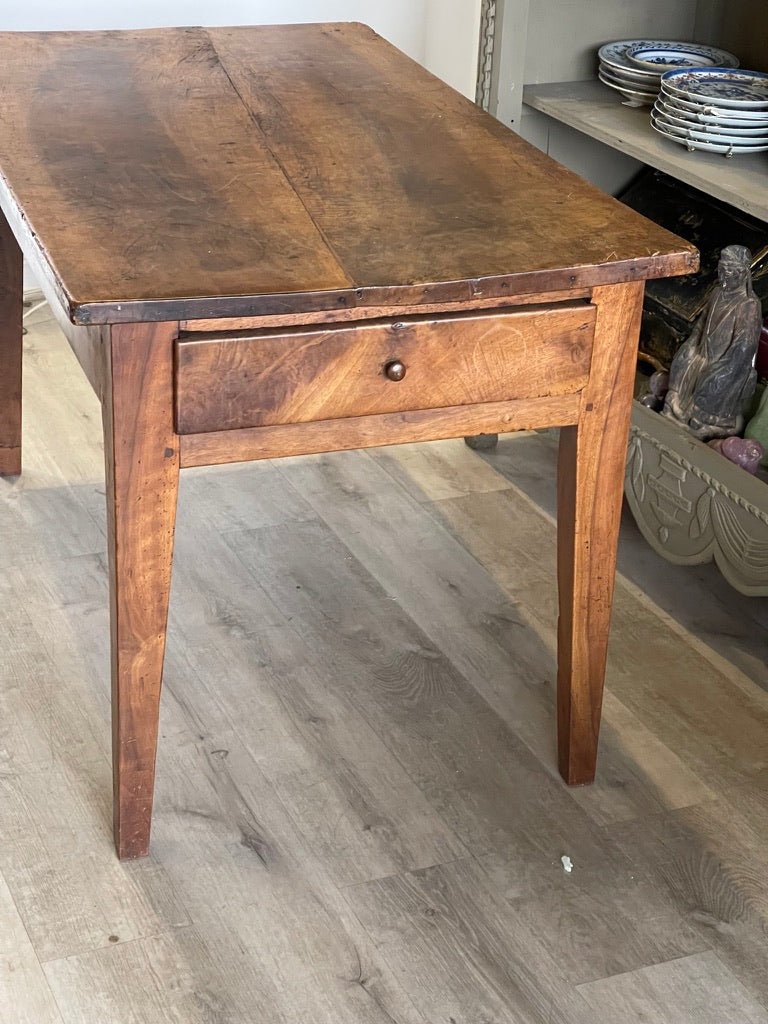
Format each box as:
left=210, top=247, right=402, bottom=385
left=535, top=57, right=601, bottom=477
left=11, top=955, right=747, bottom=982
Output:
left=2, top=1, right=482, bottom=91
left=2, top=1, right=428, bottom=63
left=424, top=0, right=481, bottom=99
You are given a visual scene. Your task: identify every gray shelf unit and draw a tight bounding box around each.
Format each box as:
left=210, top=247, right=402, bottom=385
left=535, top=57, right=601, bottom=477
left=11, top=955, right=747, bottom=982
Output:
left=478, top=0, right=768, bottom=593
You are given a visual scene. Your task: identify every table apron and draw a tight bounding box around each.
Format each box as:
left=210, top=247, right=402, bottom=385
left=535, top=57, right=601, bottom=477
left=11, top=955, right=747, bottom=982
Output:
left=174, top=302, right=596, bottom=436
left=178, top=394, right=583, bottom=468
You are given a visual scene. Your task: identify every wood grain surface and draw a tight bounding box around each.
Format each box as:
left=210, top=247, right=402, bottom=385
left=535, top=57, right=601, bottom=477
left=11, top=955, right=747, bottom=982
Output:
left=4, top=310, right=768, bottom=1022
left=578, top=951, right=768, bottom=1023
left=0, top=24, right=696, bottom=325
left=179, top=394, right=581, bottom=468
left=556, top=282, right=645, bottom=785
left=176, top=303, right=595, bottom=433
left=0, top=205, right=22, bottom=474
left=103, top=321, right=180, bottom=858
left=177, top=287, right=594, bottom=333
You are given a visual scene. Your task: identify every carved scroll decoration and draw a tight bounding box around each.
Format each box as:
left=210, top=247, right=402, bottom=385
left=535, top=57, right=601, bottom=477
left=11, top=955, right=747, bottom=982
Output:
left=624, top=408, right=768, bottom=596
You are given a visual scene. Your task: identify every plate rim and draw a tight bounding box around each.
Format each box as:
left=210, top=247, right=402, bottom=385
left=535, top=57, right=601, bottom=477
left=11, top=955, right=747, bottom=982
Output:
left=661, top=67, right=768, bottom=109
left=652, top=110, right=768, bottom=145
left=654, top=98, right=768, bottom=134
left=598, top=70, right=657, bottom=100
left=650, top=114, right=768, bottom=152
left=598, top=39, right=681, bottom=78
left=626, top=42, right=721, bottom=71
left=599, top=66, right=657, bottom=92
left=598, top=39, right=739, bottom=78
left=599, top=60, right=662, bottom=85
left=659, top=86, right=768, bottom=119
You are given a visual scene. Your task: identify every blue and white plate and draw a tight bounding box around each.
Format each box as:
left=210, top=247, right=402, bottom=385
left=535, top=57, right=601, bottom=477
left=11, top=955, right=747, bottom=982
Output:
left=651, top=113, right=768, bottom=155
left=627, top=42, right=735, bottom=72
left=662, top=68, right=768, bottom=109
left=600, top=60, right=661, bottom=86
left=660, top=87, right=768, bottom=122
left=652, top=110, right=768, bottom=146
left=598, top=39, right=738, bottom=79
left=655, top=98, right=768, bottom=135
left=598, top=68, right=656, bottom=106
left=599, top=40, right=670, bottom=79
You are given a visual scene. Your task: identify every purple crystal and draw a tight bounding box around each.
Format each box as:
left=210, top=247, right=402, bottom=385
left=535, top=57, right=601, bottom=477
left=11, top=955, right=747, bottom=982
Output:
left=708, top=435, right=765, bottom=474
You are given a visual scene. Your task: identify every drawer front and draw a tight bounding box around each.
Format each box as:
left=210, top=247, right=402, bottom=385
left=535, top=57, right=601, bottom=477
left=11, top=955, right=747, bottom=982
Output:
left=175, top=303, right=595, bottom=435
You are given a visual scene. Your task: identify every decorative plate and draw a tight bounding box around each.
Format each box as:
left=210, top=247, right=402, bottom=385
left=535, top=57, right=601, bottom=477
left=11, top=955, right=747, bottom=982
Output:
left=652, top=110, right=768, bottom=146
left=654, top=99, right=768, bottom=135
left=599, top=60, right=661, bottom=86
left=627, top=42, right=736, bottom=71
left=598, top=40, right=672, bottom=79
left=650, top=115, right=768, bottom=154
left=599, top=66, right=657, bottom=94
left=598, top=39, right=738, bottom=79
left=661, top=68, right=768, bottom=109
left=599, top=66, right=660, bottom=95
left=598, top=69, right=656, bottom=106
left=659, top=87, right=768, bottom=121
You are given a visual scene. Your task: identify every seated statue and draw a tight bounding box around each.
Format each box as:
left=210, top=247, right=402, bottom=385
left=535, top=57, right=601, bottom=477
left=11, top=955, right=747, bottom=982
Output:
left=663, top=245, right=762, bottom=441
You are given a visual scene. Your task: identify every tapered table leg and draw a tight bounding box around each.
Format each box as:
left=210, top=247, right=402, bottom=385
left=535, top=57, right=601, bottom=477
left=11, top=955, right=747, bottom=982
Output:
left=103, top=321, right=180, bottom=859
left=557, top=282, right=644, bottom=785
left=0, top=209, right=23, bottom=476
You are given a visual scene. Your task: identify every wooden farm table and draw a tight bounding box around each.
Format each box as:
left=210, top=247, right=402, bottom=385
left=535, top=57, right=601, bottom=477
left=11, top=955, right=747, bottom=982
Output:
left=0, top=24, right=697, bottom=858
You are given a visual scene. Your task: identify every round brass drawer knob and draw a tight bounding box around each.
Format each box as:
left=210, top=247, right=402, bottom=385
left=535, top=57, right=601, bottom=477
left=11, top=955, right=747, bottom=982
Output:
left=384, top=359, right=406, bottom=382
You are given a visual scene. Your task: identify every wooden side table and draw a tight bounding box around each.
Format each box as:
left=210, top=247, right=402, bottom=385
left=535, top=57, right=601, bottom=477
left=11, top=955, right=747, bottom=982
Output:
left=0, top=24, right=697, bottom=858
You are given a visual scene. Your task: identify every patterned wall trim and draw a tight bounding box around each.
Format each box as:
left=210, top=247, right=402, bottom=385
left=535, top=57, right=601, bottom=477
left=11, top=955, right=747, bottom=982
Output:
left=476, top=0, right=497, bottom=110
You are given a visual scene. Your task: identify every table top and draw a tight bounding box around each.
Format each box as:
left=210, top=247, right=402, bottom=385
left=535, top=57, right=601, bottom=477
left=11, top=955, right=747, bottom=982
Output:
left=0, top=24, right=697, bottom=325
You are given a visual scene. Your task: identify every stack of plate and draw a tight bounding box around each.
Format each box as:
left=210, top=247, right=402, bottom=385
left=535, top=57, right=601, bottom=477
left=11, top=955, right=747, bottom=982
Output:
left=598, top=40, right=739, bottom=107
left=652, top=68, right=768, bottom=155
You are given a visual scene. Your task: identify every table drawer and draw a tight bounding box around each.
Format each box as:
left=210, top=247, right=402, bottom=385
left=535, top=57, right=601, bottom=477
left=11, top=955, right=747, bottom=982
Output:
left=175, top=302, right=595, bottom=435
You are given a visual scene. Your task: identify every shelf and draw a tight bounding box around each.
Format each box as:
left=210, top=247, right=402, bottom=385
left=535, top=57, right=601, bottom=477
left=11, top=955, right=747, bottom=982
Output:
left=523, top=79, right=768, bottom=223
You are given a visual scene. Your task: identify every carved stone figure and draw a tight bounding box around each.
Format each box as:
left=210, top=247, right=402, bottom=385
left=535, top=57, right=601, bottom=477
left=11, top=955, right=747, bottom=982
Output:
left=663, top=245, right=762, bottom=441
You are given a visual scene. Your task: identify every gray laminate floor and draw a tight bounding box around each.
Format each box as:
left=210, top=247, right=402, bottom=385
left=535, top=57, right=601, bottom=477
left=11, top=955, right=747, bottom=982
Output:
left=1, top=307, right=767, bottom=1024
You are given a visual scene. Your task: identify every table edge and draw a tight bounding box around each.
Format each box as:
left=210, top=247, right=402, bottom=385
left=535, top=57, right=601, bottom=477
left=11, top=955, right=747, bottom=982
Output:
left=68, top=252, right=697, bottom=326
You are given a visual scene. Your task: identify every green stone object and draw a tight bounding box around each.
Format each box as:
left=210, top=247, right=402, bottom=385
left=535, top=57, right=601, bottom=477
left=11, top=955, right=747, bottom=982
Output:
left=745, top=386, right=768, bottom=468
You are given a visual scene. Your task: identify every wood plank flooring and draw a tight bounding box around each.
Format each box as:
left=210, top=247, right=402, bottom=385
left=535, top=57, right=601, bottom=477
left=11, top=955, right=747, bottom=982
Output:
left=1, top=307, right=767, bottom=1023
